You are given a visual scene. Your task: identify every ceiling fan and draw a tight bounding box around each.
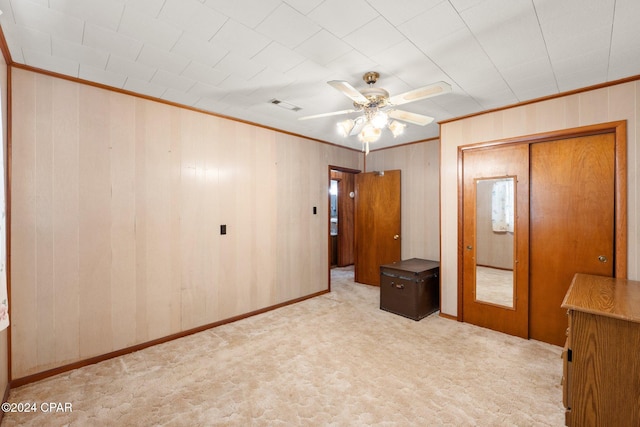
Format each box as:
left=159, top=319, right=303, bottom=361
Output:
left=299, top=72, right=451, bottom=153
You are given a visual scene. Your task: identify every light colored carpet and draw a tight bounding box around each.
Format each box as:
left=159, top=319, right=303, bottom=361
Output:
left=2, top=267, right=564, bottom=426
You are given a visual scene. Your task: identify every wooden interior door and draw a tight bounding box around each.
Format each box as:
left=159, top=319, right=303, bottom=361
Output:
left=462, top=144, right=530, bottom=338
left=530, top=133, right=615, bottom=346
left=337, top=172, right=355, bottom=266
left=354, top=170, right=401, bottom=286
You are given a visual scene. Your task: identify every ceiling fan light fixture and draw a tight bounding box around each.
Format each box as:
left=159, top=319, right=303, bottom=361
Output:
left=388, top=120, right=406, bottom=138
left=371, top=110, right=388, bottom=129
left=337, top=119, right=355, bottom=137
left=358, top=123, right=381, bottom=143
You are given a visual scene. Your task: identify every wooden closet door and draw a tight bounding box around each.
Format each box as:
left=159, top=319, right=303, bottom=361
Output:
left=462, top=144, right=530, bottom=338
left=530, top=133, right=615, bottom=346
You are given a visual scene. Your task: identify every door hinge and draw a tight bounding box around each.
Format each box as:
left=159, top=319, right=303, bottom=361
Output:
left=567, top=348, right=572, bottom=362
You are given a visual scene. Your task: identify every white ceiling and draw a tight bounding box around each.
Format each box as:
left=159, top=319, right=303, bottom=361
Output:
left=1, top=0, right=639, bottom=150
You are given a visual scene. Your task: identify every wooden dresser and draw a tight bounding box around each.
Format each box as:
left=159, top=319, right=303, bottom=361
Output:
left=561, top=273, right=640, bottom=426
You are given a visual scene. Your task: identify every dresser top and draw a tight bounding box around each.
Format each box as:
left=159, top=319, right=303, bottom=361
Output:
left=562, top=273, right=640, bottom=324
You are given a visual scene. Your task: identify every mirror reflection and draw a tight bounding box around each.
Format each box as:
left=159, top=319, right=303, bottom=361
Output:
left=475, top=177, right=515, bottom=308
left=330, top=180, right=338, bottom=236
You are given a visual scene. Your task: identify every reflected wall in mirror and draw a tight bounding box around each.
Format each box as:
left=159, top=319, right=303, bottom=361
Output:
left=475, top=177, right=515, bottom=308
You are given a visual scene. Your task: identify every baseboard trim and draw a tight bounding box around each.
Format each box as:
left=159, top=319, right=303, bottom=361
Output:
left=10, top=289, right=329, bottom=388
left=439, top=312, right=458, bottom=321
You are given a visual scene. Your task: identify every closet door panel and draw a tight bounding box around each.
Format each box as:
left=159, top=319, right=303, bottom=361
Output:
left=530, top=133, right=615, bottom=346
left=462, top=144, right=529, bottom=338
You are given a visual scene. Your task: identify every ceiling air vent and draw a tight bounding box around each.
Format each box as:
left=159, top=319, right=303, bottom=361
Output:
left=269, top=99, right=302, bottom=112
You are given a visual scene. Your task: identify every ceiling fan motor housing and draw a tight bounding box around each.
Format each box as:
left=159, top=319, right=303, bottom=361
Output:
left=358, top=72, right=390, bottom=108
left=357, top=87, right=389, bottom=109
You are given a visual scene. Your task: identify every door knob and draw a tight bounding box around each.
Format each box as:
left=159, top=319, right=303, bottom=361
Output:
left=598, top=255, right=608, bottom=263
left=466, top=245, right=473, bottom=250
left=393, top=234, right=400, bottom=240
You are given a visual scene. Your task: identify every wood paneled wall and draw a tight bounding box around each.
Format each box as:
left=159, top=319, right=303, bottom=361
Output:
left=366, top=140, right=440, bottom=261
left=9, top=68, right=362, bottom=379
left=440, top=81, right=640, bottom=317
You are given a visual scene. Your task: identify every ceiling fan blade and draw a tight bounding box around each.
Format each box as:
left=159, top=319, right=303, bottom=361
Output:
left=388, top=110, right=434, bottom=126
left=297, top=109, right=357, bottom=121
left=327, top=80, right=369, bottom=104
left=388, top=81, right=451, bottom=106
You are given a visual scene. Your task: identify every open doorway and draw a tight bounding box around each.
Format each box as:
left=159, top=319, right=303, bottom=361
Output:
left=329, top=167, right=358, bottom=289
